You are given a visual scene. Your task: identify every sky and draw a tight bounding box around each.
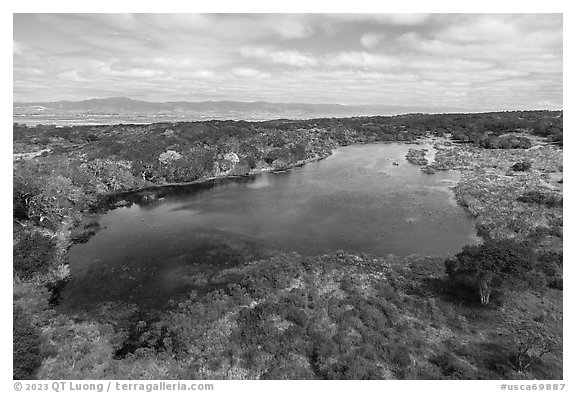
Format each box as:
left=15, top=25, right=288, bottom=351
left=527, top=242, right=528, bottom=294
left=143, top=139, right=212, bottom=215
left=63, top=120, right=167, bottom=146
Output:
left=13, top=13, right=563, bottom=110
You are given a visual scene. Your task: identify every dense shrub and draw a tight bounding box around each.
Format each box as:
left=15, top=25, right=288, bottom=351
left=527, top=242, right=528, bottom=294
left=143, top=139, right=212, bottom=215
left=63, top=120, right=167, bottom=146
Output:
left=13, top=175, right=39, bottom=220
left=517, top=191, right=562, bottom=208
left=536, top=251, right=563, bottom=290
left=13, top=163, right=84, bottom=228
left=431, top=351, right=475, bottom=379
left=480, top=136, right=531, bottom=149
left=388, top=344, right=412, bottom=368
left=290, top=143, right=308, bottom=161
left=532, top=118, right=563, bottom=145
left=548, top=277, right=563, bottom=290
left=511, top=161, right=532, bottom=172
left=13, top=305, right=44, bottom=379
left=114, top=319, right=178, bottom=359
left=13, top=231, right=57, bottom=278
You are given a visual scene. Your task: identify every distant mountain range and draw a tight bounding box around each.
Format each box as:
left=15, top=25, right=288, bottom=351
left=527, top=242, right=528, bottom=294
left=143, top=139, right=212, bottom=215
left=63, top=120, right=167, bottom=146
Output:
left=13, top=97, right=463, bottom=125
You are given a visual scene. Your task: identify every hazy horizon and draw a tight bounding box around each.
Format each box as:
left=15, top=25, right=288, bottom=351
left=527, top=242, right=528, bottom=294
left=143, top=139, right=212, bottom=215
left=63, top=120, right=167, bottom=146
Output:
left=12, top=96, right=426, bottom=106
left=11, top=95, right=564, bottom=112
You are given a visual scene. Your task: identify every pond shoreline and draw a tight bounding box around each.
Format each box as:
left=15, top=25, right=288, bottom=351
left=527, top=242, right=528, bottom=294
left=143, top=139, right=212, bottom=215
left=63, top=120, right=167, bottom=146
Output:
left=108, top=152, right=333, bottom=200
left=74, top=151, right=336, bottom=243
left=101, top=136, right=444, bottom=205
left=80, top=137, right=476, bottom=248
left=74, top=140, right=480, bottom=263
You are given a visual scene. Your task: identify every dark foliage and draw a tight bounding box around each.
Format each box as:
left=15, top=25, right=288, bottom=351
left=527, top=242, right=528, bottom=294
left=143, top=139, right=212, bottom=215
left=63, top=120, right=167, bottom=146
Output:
left=13, top=231, right=57, bottom=278
left=532, top=117, right=563, bottom=145
left=511, top=161, right=532, bottom=172
left=517, top=191, right=562, bottom=208
left=114, top=317, right=179, bottom=359
left=13, top=175, right=39, bottom=220
left=46, top=278, right=70, bottom=306
left=431, top=351, right=476, bottom=379
left=445, top=240, right=535, bottom=304
left=480, top=135, right=531, bottom=149
left=13, top=305, right=44, bottom=379
left=535, top=251, right=563, bottom=290
left=14, top=111, right=562, bottom=158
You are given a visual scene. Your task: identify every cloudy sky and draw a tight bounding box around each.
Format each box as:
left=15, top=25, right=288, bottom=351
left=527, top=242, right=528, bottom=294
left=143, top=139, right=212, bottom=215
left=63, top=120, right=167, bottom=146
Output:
left=13, top=13, right=562, bottom=110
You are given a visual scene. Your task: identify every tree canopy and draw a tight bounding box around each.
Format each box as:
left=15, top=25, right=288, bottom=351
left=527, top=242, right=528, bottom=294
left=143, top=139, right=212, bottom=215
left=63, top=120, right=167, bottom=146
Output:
left=445, top=240, right=535, bottom=305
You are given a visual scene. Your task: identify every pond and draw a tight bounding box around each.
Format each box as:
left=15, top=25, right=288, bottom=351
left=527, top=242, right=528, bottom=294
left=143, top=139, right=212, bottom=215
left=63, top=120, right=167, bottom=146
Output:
left=64, top=143, right=481, bottom=307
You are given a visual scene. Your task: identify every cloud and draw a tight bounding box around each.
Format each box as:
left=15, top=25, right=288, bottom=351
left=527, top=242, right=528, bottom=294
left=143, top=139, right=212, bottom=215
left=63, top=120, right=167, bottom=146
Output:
left=438, top=15, right=519, bottom=43
left=185, top=70, right=218, bottom=79
left=360, top=33, right=386, bottom=49
left=83, top=13, right=143, bottom=32
left=269, top=51, right=318, bottom=67
left=149, top=57, right=198, bottom=70
left=326, top=51, right=400, bottom=70
left=329, top=13, right=432, bottom=26
left=409, top=58, right=494, bottom=72
left=14, top=68, right=45, bottom=76
left=13, top=40, right=24, bottom=55
left=144, top=14, right=215, bottom=32
left=371, top=13, right=432, bottom=26
left=394, top=17, right=562, bottom=81
left=13, top=14, right=562, bottom=110
left=231, top=68, right=269, bottom=79
left=58, top=70, right=89, bottom=83
left=267, top=15, right=315, bottom=39
left=134, top=14, right=315, bottom=41
left=95, top=63, right=165, bottom=79
left=241, top=47, right=318, bottom=67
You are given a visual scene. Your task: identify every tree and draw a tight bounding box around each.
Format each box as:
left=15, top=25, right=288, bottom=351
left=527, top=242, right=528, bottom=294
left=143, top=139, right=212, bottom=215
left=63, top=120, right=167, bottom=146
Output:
left=445, top=240, right=535, bottom=305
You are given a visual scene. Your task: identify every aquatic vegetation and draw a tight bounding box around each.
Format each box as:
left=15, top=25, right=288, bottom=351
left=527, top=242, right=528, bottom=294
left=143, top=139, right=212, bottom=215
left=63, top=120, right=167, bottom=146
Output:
left=405, top=148, right=429, bottom=166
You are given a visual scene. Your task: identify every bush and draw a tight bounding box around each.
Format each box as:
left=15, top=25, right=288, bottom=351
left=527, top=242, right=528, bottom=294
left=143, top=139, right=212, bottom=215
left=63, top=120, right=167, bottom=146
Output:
left=431, top=351, right=474, bottom=379
left=13, top=305, right=43, bottom=379
left=511, top=161, right=532, bottom=172
left=114, top=320, right=178, bottom=359
left=13, top=166, right=84, bottom=227
left=513, top=320, right=561, bottom=371
left=548, top=277, right=563, bottom=290
left=389, top=344, right=412, bottom=368
left=13, top=177, right=37, bottom=220
left=517, top=191, right=562, bottom=208
left=536, top=251, right=563, bottom=290
left=13, top=231, right=57, bottom=278
left=536, top=252, right=562, bottom=276
left=480, top=136, right=531, bottom=149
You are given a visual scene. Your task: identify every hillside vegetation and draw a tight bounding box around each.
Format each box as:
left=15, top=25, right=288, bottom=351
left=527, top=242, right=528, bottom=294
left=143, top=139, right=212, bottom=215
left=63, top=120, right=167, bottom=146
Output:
left=13, top=110, right=562, bottom=380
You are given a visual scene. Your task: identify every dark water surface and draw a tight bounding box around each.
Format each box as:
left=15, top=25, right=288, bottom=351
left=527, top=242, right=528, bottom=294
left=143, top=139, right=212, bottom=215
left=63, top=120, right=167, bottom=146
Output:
left=65, top=143, right=480, bottom=307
